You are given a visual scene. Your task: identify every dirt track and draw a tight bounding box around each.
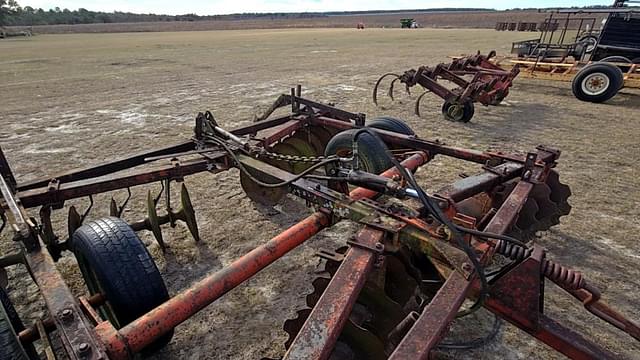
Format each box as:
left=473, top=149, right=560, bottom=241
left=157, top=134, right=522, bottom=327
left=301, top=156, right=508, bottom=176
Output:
left=1, top=28, right=639, bottom=359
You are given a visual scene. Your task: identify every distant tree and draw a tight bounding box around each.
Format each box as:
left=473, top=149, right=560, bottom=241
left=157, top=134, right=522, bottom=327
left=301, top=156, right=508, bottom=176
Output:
left=0, top=0, right=20, bottom=26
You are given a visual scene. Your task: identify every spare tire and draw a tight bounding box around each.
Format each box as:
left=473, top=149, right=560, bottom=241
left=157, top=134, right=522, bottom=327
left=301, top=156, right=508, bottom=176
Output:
left=0, top=287, right=33, bottom=360
left=367, top=116, right=415, bottom=136
left=599, top=56, right=632, bottom=72
left=324, top=129, right=393, bottom=175
left=72, top=217, right=173, bottom=352
left=571, top=63, right=623, bottom=103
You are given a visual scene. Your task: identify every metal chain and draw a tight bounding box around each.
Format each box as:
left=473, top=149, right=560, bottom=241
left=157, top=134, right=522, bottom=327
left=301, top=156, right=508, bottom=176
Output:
left=259, top=150, right=335, bottom=164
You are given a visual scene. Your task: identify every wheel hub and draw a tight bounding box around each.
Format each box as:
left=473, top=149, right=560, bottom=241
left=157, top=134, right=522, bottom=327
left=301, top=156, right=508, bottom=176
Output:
left=447, top=104, right=464, bottom=120
left=581, top=72, right=609, bottom=96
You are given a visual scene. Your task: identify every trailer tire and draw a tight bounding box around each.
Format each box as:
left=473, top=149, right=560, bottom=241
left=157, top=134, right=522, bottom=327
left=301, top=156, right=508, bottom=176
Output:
left=367, top=116, right=415, bottom=136
left=0, top=288, right=30, bottom=360
left=442, top=99, right=475, bottom=123
left=571, top=63, right=623, bottom=103
left=72, top=217, right=173, bottom=352
left=324, top=129, right=393, bottom=175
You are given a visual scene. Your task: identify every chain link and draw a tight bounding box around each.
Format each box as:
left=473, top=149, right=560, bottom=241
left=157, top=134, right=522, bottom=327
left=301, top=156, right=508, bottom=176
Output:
left=258, top=150, right=335, bottom=164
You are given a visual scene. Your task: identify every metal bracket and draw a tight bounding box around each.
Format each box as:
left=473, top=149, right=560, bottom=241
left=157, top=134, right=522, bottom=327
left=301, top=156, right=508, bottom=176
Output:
left=347, top=236, right=385, bottom=254
left=315, top=248, right=346, bottom=263
left=109, top=187, right=132, bottom=218
left=359, top=213, right=408, bottom=249
left=521, top=152, right=537, bottom=181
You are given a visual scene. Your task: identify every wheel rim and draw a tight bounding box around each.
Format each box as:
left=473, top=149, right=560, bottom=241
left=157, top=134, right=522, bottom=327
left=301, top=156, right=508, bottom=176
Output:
left=581, top=72, right=610, bottom=96
left=446, top=104, right=464, bottom=121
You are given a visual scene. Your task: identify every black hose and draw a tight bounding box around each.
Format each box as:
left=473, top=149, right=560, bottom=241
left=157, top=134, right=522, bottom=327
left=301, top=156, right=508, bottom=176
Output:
left=351, top=128, right=489, bottom=316
left=455, top=227, right=529, bottom=248
left=437, top=313, right=502, bottom=350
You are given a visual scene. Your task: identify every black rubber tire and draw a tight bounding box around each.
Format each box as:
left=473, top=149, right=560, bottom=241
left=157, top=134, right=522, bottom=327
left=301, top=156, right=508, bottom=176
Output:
left=441, top=99, right=475, bottom=123
left=72, top=217, right=173, bottom=351
left=367, top=116, right=415, bottom=136
left=571, top=63, right=623, bottom=103
left=0, top=287, right=30, bottom=360
left=324, top=129, right=393, bottom=175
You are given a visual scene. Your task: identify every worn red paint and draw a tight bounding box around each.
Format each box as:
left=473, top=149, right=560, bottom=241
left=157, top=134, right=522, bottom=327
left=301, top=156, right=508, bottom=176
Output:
left=283, top=227, right=384, bottom=360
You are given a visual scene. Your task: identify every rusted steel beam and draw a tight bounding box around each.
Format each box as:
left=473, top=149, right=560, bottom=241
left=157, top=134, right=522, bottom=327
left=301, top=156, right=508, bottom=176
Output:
left=19, top=293, right=106, bottom=344
left=293, top=96, right=363, bottom=122
left=17, top=141, right=196, bottom=191
left=100, top=211, right=331, bottom=358
left=260, top=120, right=304, bottom=147
left=389, top=271, right=471, bottom=360
left=484, top=180, right=532, bottom=234
left=414, top=68, right=456, bottom=99
left=17, top=115, right=296, bottom=194
left=24, top=236, right=108, bottom=359
left=17, top=155, right=227, bottom=208
left=283, top=227, right=385, bottom=360
left=535, top=315, right=619, bottom=359
left=484, top=272, right=619, bottom=360
left=438, top=162, right=523, bottom=203
left=567, top=287, right=640, bottom=341
left=309, top=116, right=493, bottom=164
left=391, top=179, right=533, bottom=359
left=232, top=114, right=300, bottom=136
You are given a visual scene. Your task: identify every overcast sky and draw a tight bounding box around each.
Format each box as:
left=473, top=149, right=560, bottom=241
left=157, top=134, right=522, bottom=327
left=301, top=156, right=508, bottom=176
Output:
left=18, top=0, right=613, bottom=15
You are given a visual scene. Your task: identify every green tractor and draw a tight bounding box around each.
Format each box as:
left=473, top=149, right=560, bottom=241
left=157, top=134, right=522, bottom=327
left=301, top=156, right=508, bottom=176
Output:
left=401, top=18, right=419, bottom=28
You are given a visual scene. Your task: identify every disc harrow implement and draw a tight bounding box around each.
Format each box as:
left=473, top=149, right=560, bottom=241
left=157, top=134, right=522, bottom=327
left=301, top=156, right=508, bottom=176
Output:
left=0, top=86, right=637, bottom=360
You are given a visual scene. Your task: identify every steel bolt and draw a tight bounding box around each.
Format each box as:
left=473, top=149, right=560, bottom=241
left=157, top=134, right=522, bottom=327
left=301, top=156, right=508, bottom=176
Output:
left=61, top=308, right=73, bottom=321
left=77, top=342, right=91, bottom=355
left=462, top=263, right=473, bottom=272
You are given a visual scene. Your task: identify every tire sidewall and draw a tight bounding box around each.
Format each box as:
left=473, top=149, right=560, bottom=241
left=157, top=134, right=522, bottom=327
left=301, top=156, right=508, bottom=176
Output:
left=324, top=129, right=393, bottom=175
left=571, top=63, right=623, bottom=103
left=72, top=217, right=169, bottom=327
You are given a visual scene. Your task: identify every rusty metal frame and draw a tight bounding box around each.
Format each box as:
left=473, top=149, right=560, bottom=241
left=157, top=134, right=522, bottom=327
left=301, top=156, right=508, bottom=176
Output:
left=1, top=89, right=638, bottom=360
left=373, top=52, right=521, bottom=121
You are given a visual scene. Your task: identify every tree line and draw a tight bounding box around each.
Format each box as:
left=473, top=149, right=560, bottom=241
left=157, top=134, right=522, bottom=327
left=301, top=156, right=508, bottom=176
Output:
left=0, top=1, right=500, bottom=27
left=0, top=2, right=321, bottom=26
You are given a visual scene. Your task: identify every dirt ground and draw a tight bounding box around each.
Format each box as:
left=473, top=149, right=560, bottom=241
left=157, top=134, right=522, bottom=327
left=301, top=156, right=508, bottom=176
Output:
left=1, top=28, right=639, bottom=360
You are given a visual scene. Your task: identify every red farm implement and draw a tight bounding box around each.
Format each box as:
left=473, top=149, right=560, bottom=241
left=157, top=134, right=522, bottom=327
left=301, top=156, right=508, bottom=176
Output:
left=373, top=52, right=520, bottom=123
left=0, top=87, right=638, bottom=360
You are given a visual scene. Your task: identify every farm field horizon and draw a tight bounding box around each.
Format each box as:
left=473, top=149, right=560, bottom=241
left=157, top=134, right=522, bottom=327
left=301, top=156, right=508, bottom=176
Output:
left=4, top=10, right=553, bottom=34
left=1, top=27, right=639, bottom=359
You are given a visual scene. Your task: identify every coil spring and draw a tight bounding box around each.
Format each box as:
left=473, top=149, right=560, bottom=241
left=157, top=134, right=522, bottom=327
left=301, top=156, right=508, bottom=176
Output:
left=495, top=240, right=531, bottom=261
left=541, top=260, right=584, bottom=290
left=495, top=240, right=584, bottom=290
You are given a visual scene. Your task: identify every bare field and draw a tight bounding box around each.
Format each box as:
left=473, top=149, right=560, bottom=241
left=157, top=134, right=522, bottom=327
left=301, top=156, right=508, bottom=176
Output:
left=1, top=28, right=639, bottom=359
left=8, top=10, right=553, bottom=34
